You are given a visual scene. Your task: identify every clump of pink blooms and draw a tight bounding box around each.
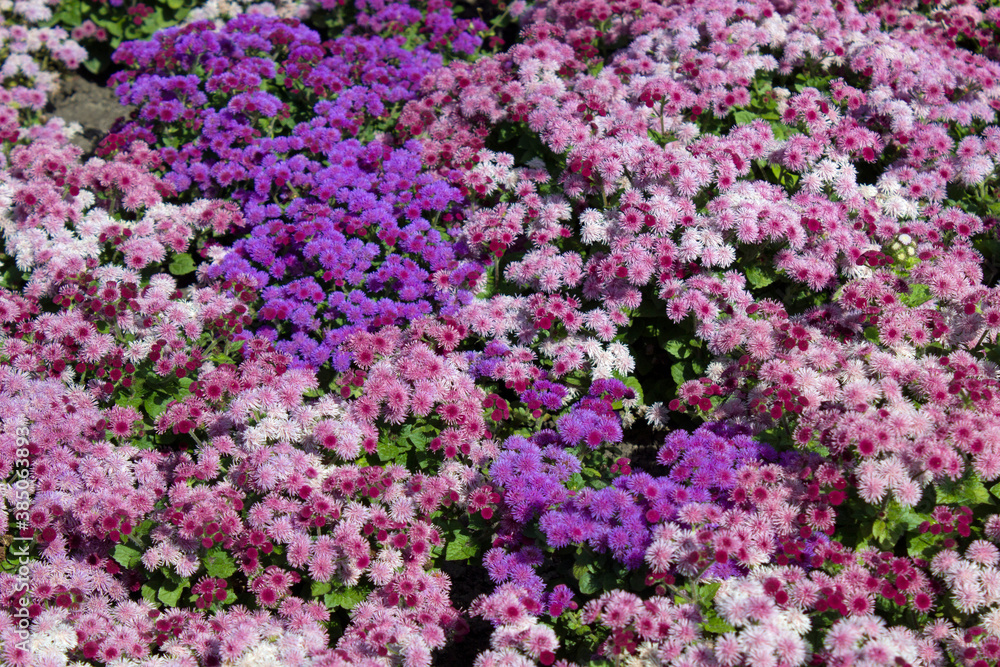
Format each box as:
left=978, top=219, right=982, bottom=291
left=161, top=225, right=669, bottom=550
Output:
left=4, top=0, right=1000, bottom=664
left=400, top=0, right=1000, bottom=662
left=0, top=46, right=489, bottom=664
left=0, top=0, right=85, bottom=119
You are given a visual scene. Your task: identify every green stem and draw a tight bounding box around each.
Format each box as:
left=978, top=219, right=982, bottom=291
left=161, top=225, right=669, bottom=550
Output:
left=662, top=579, right=694, bottom=605
left=201, top=334, right=225, bottom=361
left=689, top=561, right=716, bottom=606
left=971, top=327, right=991, bottom=352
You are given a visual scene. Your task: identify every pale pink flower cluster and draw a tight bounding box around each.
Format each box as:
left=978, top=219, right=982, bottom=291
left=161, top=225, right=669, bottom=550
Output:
left=0, top=139, right=243, bottom=299
left=0, top=0, right=86, bottom=116
left=402, top=0, right=1000, bottom=418
left=470, top=584, right=561, bottom=667
left=334, top=569, right=460, bottom=667
left=710, top=578, right=810, bottom=667
left=578, top=590, right=703, bottom=663
left=822, top=616, right=928, bottom=666
left=0, top=600, right=339, bottom=666
left=930, top=545, right=1000, bottom=615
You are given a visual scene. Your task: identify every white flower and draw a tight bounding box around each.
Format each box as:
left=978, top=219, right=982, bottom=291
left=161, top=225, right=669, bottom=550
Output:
left=705, top=361, right=726, bottom=382
left=608, top=342, right=634, bottom=374
left=579, top=208, right=608, bottom=244
left=813, top=160, right=840, bottom=183
left=588, top=348, right=614, bottom=379
left=881, top=195, right=916, bottom=219
left=236, top=642, right=281, bottom=667
left=645, top=402, right=670, bottom=429
left=376, top=547, right=403, bottom=571
left=29, top=615, right=77, bottom=658
left=983, top=608, right=1000, bottom=636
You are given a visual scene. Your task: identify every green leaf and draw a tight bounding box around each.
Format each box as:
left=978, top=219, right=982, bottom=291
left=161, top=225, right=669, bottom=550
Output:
left=577, top=570, right=599, bottom=595
left=745, top=266, right=775, bottom=289
left=141, top=584, right=157, bottom=604
left=871, top=519, right=887, bottom=543
left=116, top=380, right=145, bottom=410
left=571, top=548, right=600, bottom=588
left=575, top=549, right=598, bottom=567
left=863, top=326, right=880, bottom=344
left=311, top=581, right=332, bottom=597
left=662, top=339, right=686, bottom=358
left=733, top=110, right=757, bottom=125
left=670, top=361, right=687, bottom=386
left=84, top=58, right=104, bottom=76
left=517, top=132, right=547, bottom=164
left=132, top=519, right=154, bottom=540
left=144, top=392, right=171, bottom=419
left=878, top=503, right=926, bottom=550
left=113, top=544, right=143, bottom=569
left=701, top=613, right=735, bottom=634
left=770, top=122, right=794, bottom=140
left=871, top=517, right=911, bottom=550
left=937, top=475, right=989, bottom=506
left=133, top=434, right=156, bottom=450
left=402, top=424, right=430, bottom=449
left=698, top=581, right=721, bottom=605
left=158, top=579, right=189, bottom=607
left=168, top=253, right=196, bottom=276
left=325, top=586, right=370, bottom=610
left=901, top=283, right=932, bottom=308
left=597, top=570, right=620, bottom=592
left=0, top=266, right=14, bottom=290
left=445, top=532, right=478, bottom=561
left=166, top=0, right=185, bottom=8
left=53, top=4, right=82, bottom=24
left=377, top=438, right=405, bottom=463
left=203, top=549, right=236, bottom=579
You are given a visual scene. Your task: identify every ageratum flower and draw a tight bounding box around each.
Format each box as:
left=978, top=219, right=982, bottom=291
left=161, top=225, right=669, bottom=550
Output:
left=105, top=15, right=485, bottom=370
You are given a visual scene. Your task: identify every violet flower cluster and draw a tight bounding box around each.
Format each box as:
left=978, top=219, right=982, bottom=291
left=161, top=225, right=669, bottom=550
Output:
left=313, top=0, right=489, bottom=56
left=102, top=14, right=485, bottom=370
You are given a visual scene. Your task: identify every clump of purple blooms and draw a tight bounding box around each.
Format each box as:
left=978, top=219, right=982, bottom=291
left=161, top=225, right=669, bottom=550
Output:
left=101, top=13, right=485, bottom=370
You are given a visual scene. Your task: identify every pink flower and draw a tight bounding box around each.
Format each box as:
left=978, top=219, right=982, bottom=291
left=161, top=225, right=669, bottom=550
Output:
left=966, top=540, right=1000, bottom=567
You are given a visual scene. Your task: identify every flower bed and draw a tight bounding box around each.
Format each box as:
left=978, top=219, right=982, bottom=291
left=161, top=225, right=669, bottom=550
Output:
left=2, top=0, right=1000, bottom=665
